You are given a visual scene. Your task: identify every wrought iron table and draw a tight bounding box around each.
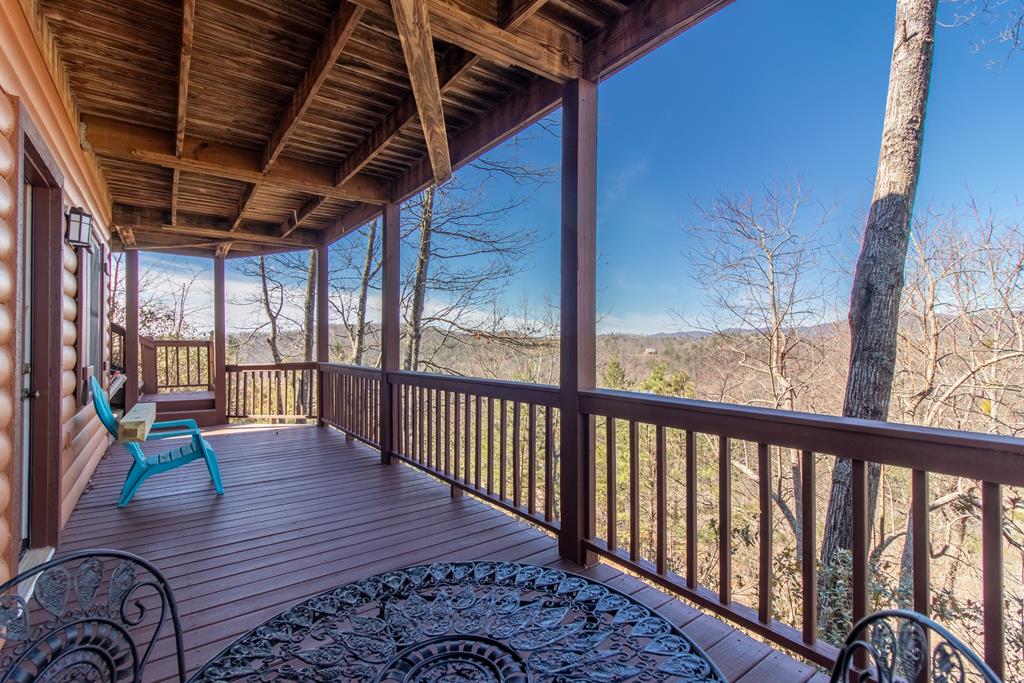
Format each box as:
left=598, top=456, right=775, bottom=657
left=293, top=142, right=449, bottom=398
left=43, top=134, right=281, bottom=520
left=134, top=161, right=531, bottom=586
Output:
left=190, top=561, right=725, bottom=682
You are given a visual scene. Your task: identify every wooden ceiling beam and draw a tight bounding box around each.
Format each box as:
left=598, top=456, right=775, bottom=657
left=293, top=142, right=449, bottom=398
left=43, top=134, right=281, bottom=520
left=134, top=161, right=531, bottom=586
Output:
left=332, top=1, right=549, bottom=189
left=390, top=0, right=451, bottom=184
left=83, top=114, right=389, bottom=203
left=262, top=2, right=364, bottom=171
left=175, top=0, right=196, bottom=156
left=391, top=0, right=733, bottom=203
left=230, top=183, right=258, bottom=231
left=279, top=195, right=326, bottom=238
left=348, top=0, right=580, bottom=82
left=171, top=0, right=196, bottom=225
left=114, top=204, right=319, bottom=248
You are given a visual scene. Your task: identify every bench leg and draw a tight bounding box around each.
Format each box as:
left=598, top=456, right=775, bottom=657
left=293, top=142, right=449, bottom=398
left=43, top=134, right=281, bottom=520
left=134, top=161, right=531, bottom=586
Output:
left=118, top=463, right=150, bottom=507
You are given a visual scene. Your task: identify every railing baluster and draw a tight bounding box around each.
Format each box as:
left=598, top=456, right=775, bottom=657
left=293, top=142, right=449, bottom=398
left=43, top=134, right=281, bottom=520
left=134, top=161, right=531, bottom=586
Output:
left=528, top=404, right=537, bottom=517
left=630, top=420, right=640, bottom=563
left=435, top=389, right=442, bottom=472
left=758, top=442, right=772, bottom=624
left=512, top=401, right=521, bottom=508
left=606, top=416, right=617, bottom=552
left=454, top=392, right=462, bottom=482
left=656, top=425, right=667, bottom=574
left=475, top=395, right=482, bottom=490
left=488, top=398, right=495, bottom=495
left=499, top=399, right=508, bottom=501
left=444, top=391, right=451, bottom=475
left=686, top=430, right=697, bottom=588
left=851, top=458, right=868, bottom=627
left=801, top=449, right=816, bottom=645
left=718, top=435, right=731, bottom=604
left=464, top=392, right=472, bottom=486
left=544, top=405, right=553, bottom=521
left=982, top=481, right=1005, bottom=679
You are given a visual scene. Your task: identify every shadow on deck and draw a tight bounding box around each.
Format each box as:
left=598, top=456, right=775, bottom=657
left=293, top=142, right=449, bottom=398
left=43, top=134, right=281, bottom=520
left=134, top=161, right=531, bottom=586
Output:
left=60, top=424, right=825, bottom=682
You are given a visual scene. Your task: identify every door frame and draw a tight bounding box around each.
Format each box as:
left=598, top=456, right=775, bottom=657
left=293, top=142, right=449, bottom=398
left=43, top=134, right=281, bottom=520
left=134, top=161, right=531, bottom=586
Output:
left=17, top=110, right=64, bottom=550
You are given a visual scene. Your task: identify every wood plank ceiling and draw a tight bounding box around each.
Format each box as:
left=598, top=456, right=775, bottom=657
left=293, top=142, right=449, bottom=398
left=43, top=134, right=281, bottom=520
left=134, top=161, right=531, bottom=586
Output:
left=34, top=0, right=730, bottom=257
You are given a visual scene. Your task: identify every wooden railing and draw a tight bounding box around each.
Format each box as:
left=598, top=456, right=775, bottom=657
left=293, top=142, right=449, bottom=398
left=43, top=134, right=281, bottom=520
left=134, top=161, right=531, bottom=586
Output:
left=305, top=363, right=1015, bottom=674
left=319, top=363, right=381, bottom=446
left=226, top=362, right=317, bottom=421
left=140, top=336, right=213, bottom=393
left=389, top=371, right=562, bottom=534
left=110, top=322, right=126, bottom=373
left=578, top=388, right=1018, bottom=673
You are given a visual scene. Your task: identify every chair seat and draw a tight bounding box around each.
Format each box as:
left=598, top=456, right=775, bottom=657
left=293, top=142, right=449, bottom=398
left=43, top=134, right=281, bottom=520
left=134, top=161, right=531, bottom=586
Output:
left=146, top=438, right=212, bottom=466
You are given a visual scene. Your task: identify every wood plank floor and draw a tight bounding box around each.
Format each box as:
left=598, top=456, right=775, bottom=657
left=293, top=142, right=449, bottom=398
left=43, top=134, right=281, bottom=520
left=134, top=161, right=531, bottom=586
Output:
left=60, top=424, right=822, bottom=682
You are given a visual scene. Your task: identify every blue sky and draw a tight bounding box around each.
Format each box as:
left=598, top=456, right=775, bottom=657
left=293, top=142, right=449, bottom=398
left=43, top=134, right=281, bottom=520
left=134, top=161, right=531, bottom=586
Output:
left=142, top=1, right=1024, bottom=335
left=466, top=0, right=1024, bottom=333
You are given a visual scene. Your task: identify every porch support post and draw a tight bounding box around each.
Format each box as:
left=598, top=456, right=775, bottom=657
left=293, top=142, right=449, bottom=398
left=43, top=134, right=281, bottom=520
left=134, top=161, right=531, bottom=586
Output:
left=213, top=256, right=227, bottom=424
left=316, top=244, right=330, bottom=426
left=125, top=250, right=140, bottom=411
left=558, top=78, right=597, bottom=565
left=380, top=201, right=400, bottom=464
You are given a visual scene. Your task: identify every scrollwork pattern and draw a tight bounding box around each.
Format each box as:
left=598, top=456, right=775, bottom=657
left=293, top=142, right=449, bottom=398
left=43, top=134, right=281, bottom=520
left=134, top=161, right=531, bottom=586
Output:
left=191, top=561, right=726, bottom=683
left=829, top=609, right=1001, bottom=683
left=0, top=551, right=186, bottom=683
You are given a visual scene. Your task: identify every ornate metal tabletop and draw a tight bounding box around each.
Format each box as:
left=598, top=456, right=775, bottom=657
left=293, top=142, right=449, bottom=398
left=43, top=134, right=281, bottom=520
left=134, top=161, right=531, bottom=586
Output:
left=190, top=561, right=725, bottom=683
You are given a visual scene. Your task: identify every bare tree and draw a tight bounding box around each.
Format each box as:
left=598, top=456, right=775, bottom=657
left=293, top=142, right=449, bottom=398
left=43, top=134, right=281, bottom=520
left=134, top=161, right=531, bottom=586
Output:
left=820, top=0, right=938, bottom=636
left=943, top=0, right=1024, bottom=63
left=399, top=156, right=554, bottom=374
left=683, top=181, right=836, bottom=556
left=328, top=220, right=381, bottom=365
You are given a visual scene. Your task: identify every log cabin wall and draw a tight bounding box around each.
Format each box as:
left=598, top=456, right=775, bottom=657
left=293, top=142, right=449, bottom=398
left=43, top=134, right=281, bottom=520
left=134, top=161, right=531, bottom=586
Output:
left=59, top=240, right=110, bottom=528
left=0, top=0, right=114, bottom=575
left=0, top=91, right=18, bottom=583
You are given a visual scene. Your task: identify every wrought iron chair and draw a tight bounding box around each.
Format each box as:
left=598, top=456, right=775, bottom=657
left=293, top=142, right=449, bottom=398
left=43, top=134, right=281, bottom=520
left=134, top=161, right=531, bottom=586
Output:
left=829, top=609, right=1001, bottom=682
left=0, top=550, right=186, bottom=682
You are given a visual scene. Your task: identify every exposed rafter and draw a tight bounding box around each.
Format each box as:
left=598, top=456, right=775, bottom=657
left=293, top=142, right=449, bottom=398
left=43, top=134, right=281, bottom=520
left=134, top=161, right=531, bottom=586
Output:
left=279, top=195, right=327, bottom=238
left=231, top=2, right=364, bottom=234
left=347, top=0, right=580, bottom=82
left=171, top=0, right=196, bottom=225
left=113, top=204, right=319, bottom=248
left=332, top=1, right=548, bottom=191
left=83, top=115, right=389, bottom=203
left=390, top=0, right=451, bottom=185
left=264, top=2, right=364, bottom=171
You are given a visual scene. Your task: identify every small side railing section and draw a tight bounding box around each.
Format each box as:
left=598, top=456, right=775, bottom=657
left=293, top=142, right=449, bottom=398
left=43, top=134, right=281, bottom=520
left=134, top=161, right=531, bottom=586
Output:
left=389, top=371, right=561, bottom=533
left=140, top=336, right=213, bottom=393
left=578, top=388, right=1017, bottom=675
left=319, top=363, right=381, bottom=446
left=110, top=322, right=126, bottom=373
left=226, top=362, right=317, bottom=422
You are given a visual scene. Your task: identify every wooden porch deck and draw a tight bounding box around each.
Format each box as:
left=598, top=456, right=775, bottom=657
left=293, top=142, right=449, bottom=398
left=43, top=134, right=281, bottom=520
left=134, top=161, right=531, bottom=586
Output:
left=59, top=424, right=824, bottom=683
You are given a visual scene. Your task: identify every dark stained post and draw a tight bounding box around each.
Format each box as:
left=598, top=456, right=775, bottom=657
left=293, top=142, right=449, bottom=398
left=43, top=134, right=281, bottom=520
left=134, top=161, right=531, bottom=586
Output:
left=213, top=256, right=227, bottom=424
left=380, top=202, right=400, bottom=464
left=316, top=244, right=330, bottom=426
left=558, top=78, right=597, bottom=565
left=125, top=250, right=140, bottom=411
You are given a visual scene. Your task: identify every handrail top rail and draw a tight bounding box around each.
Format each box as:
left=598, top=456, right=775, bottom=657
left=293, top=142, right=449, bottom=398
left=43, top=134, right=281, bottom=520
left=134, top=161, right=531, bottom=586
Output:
left=227, top=361, right=318, bottom=371
left=387, top=369, right=559, bottom=405
left=141, top=336, right=212, bottom=347
left=319, top=362, right=383, bottom=379
left=582, top=387, right=1024, bottom=486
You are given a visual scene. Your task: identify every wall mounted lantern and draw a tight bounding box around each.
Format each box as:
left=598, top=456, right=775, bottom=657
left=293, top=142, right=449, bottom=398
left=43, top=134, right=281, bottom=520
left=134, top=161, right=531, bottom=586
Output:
left=65, top=206, right=94, bottom=249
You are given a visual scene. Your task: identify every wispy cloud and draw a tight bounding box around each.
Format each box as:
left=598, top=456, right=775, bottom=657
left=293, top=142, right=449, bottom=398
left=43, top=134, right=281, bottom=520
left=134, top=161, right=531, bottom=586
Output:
left=599, top=159, right=649, bottom=213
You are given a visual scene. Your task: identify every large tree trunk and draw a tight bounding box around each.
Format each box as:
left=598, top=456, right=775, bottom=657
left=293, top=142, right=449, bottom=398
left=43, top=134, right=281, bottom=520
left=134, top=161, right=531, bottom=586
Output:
left=404, top=187, right=434, bottom=371
left=353, top=219, right=378, bottom=364
left=819, top=0, right=937, bottom=632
